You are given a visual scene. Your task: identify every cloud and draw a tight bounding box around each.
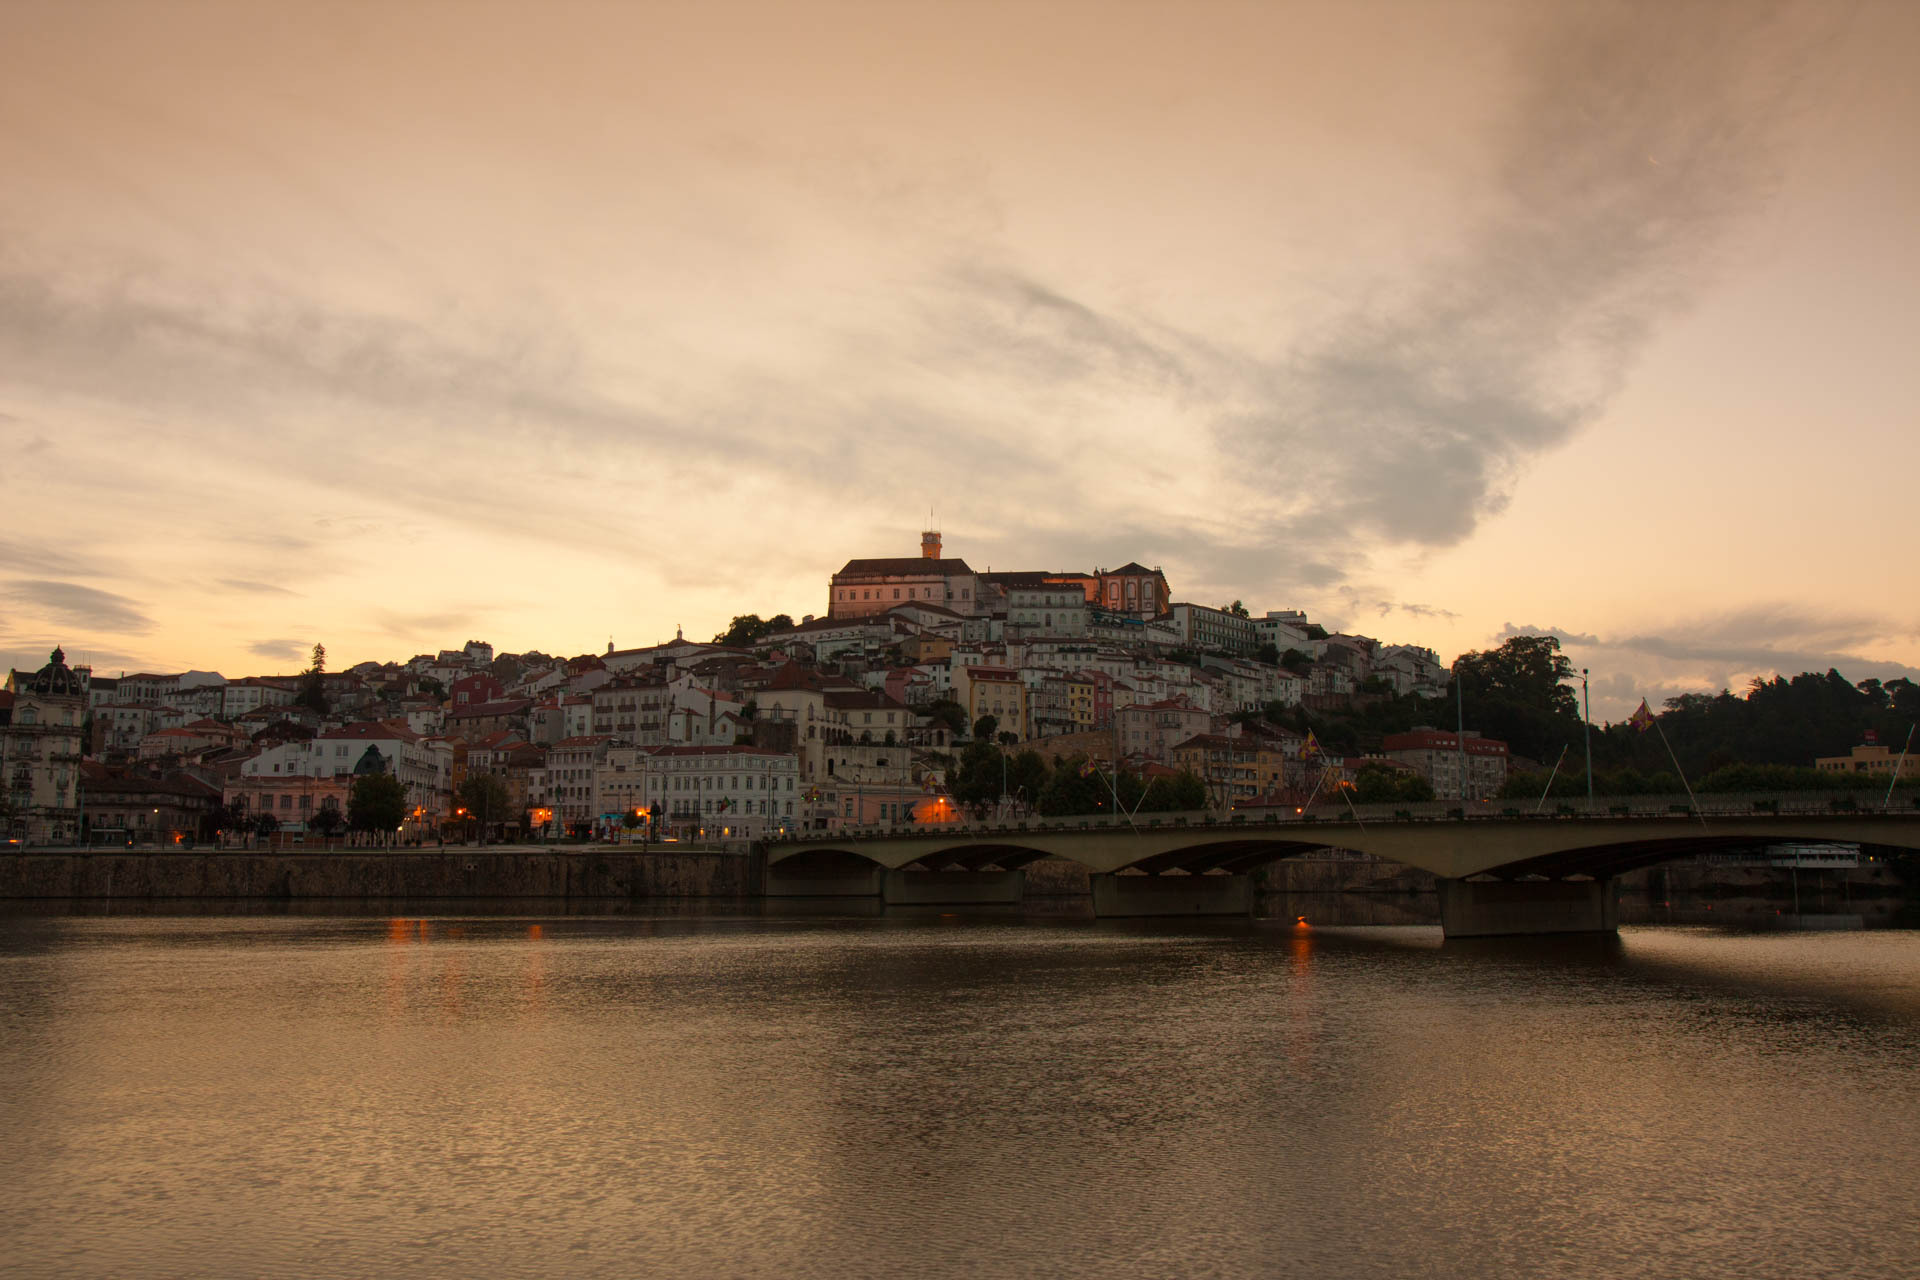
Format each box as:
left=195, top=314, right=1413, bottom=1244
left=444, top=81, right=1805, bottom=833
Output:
left=1501, top=623, right=1603, bottom=648
left=1218, top=1, right=1810, bottom=569
left=219, top=578, right=298, bottom=597
left=0, top=253, right=765, bottom=447
left=0, top=579, right=152, bottom=633
left=372, top=609, right=477, bottom=638
left=1337, top=588, right=1461, bottom=623
left=0, top=538, right=109, bottom=579
left=247, top=638, right=308, bottom=662
left=935, top=263, right=1199, bottom=394
left=1505, top=607, right=1920, bottom=718
left=0, top=644, right=155, bottom=677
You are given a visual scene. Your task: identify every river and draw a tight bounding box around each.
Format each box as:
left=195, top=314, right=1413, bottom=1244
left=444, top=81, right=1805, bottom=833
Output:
left=4, top=906, right=1917, bottom=1279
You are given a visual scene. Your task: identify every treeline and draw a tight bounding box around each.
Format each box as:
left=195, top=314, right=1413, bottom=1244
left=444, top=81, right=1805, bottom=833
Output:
left=1245, top=635, right=1585, bottom=765
left=1244, top=637, right=1916, bottom=784
left=942, top=740, right=1206, bottom=818
left=1504, top=763, right=1916, bottom=801
left=1592, top=670, right=1918, bottom=776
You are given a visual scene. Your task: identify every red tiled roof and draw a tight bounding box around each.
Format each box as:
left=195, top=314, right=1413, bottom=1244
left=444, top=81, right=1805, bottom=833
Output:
left=824, top=690, right=910, bottom=712
left=320, top=721, right=422, bottom=744
left=835, top=557, right=976, bottom=577
left=81, top=771, right=222, bottom=799
left=447, top=698, right=533, bottom=719
left=1381, top=730, right=1508, bottom=755
left=649, top=745, right=792, bottom=759
left=886, top=601, right=964, bottom=619
left=765, top=661, right=824, bottom=693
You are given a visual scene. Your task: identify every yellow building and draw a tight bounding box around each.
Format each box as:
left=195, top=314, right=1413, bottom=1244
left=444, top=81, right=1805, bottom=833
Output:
left=1815, top=742, right=1918, bottom=782
left=953, top=665, right=1029, bottom=741
left=1065, top=674, right=1096, bottom=729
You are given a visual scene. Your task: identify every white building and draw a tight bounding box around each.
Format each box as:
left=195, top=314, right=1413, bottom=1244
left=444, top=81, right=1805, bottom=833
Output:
left=222, top=678, right=296, bottom=719
left=1254, top=611, right=1312, bottom=652
left=1168, top=603, right=1259, bottom=655
left=241, top=721, right=451, bottom=831
left=1005, top=585, right=1090, bottom=639
left=642, top=745, right=800, bottom=839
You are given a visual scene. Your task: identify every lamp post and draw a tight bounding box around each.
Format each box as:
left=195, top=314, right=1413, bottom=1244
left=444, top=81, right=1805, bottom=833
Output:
left=1454, top=663, right=1467, bottom=803
left=1582, top=668, right=1594, bottom=811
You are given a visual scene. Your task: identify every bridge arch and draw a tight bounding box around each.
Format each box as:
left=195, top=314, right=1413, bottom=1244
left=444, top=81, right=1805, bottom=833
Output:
left=767, top=811, right=1920, bottom=882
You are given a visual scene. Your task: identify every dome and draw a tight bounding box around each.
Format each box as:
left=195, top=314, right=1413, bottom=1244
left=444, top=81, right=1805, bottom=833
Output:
left=24, top=647, right=85, bottom=699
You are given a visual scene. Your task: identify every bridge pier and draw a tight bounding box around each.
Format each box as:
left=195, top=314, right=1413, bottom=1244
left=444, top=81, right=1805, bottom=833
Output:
left=882, top=870, right=1026, bottom=906
left=765, top=863, right=884, bottom=898
left=1438, top=877, right=1618, bottom=938
left=1091, top=873, right=1253, bottom=917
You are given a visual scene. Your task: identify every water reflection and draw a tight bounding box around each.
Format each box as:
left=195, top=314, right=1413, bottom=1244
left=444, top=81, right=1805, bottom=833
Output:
left=2, top=911, right=1917, bottom=1280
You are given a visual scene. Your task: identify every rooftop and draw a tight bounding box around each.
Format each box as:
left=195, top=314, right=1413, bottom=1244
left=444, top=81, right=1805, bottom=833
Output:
left=835, top=557, right=976, bottom=578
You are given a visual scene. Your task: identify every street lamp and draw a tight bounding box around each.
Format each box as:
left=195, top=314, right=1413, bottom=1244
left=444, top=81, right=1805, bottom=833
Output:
left=1582, top=668, right=1594, bottom=811
left=1453, top=663, right=1467, bottom=803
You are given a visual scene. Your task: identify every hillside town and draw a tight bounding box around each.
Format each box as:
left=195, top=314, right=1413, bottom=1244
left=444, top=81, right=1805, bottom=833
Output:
left=3, top=530, right=1579, bottom=849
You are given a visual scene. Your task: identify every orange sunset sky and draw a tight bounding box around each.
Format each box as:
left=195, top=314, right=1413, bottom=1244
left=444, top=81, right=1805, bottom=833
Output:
left=2, top=0, right=1915, bottom=720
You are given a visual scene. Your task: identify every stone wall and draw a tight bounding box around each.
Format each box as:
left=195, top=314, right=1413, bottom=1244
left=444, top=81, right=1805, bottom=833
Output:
left=0, top=847, right=760, bottom=902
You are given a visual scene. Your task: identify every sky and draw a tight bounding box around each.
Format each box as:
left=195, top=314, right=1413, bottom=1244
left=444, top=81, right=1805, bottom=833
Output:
left=1, top=0, right=1915, bottom=722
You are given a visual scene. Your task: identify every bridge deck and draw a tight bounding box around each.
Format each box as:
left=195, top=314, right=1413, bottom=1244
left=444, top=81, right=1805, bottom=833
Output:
left=767, top=795, right=1920, bottom=881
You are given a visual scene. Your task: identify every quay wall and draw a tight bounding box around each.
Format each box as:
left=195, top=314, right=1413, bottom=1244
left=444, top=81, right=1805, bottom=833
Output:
left=0, top=846, right=759, bottom=902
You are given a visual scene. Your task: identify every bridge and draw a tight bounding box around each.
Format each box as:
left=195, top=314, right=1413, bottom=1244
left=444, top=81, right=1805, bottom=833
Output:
left=764, top=793, right=1920, bottom=937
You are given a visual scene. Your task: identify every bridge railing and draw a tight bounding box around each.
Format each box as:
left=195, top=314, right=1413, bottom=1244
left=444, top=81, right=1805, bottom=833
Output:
left=770, top=790, right=1918, bottom=843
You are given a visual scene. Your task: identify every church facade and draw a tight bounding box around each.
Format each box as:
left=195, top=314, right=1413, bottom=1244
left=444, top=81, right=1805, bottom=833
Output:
left=2, top=648, right=88, bottom=844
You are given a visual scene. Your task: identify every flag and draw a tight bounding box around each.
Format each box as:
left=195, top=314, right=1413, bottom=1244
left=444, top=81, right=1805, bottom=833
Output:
left=1302, top=731, right=1321, bottom=758
left=1078, top=759, right=1097, bottom=778
left=1627, top=699, right=1655, bottom=733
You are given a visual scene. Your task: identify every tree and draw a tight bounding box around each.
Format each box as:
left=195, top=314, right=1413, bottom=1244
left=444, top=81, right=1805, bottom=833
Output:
left=309, top=804, right=344, bottom=846
left=1141, top=770, right=1207, bottom=811
left=200, top=800, right=239, bottom=841
left=251, top=812, right=280, bottom=844
left=1352, top=763, right=1436, bottom=805
left=457, top=774, right=511, bottom=841
left=1451, top=634, right=1583, bottom=764
left=1279, top=648, right=1313, bottom=673
left=1454, top=635, right=1579, bottom=717
left=349, top=773, right=408, bottom=839
left=1255, top=642, right=1281, bottom=667
left=949, top=740, right=1005, bottom=812
left=1227, top=600, right=1250, bottom=619
left=973, top=714, right=998, bottom=743
left=296, top=642, right=330, bottom=715
left=712, top=614, right=796, bottom=648
left=1006, top=749, right=1050, bottom=807
left=924, top=699, right=968, bottom=739
left=1036, top=757, right=1112, bottom=817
